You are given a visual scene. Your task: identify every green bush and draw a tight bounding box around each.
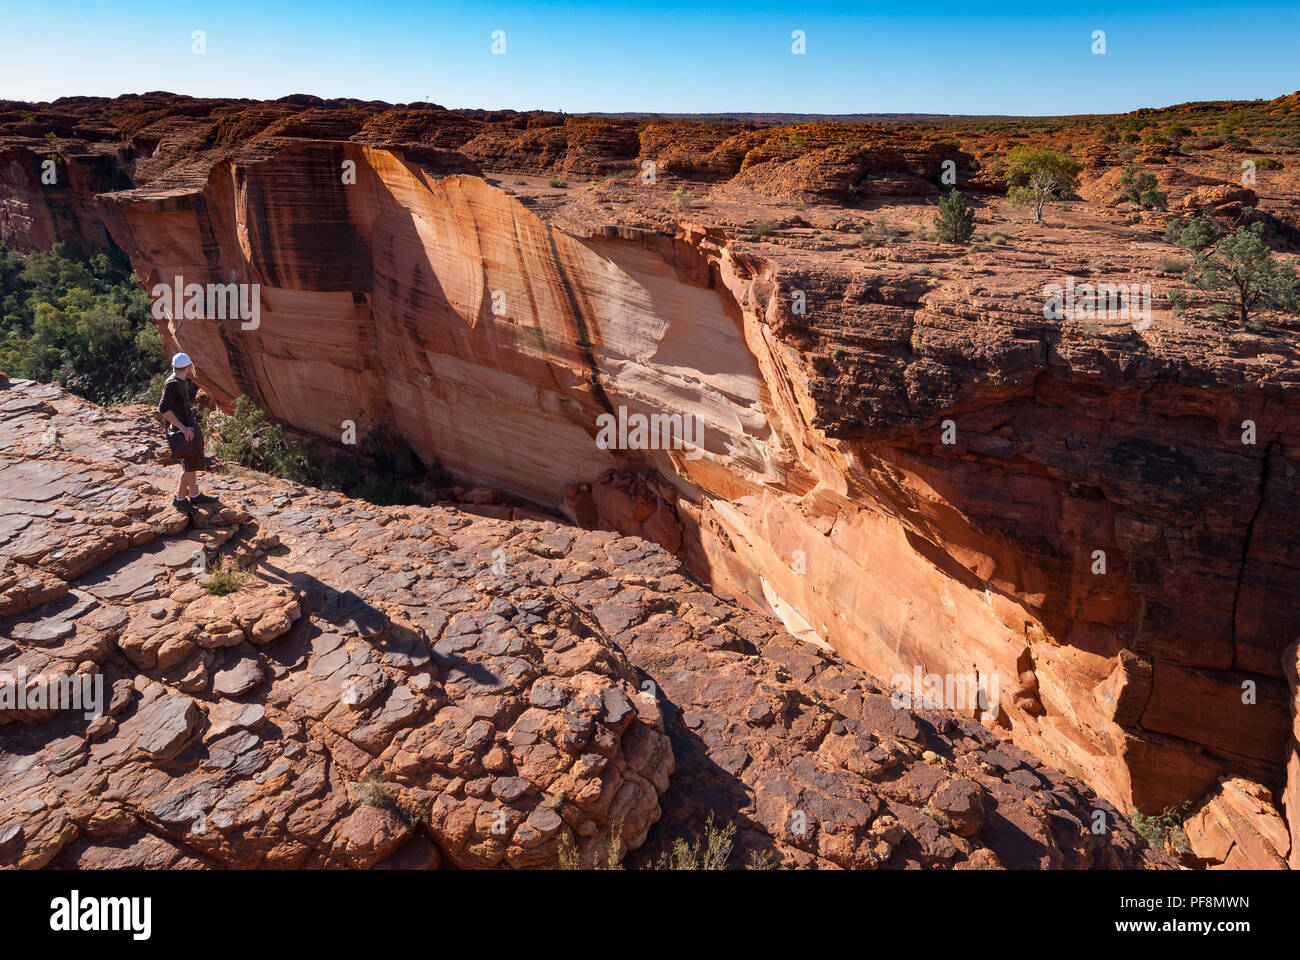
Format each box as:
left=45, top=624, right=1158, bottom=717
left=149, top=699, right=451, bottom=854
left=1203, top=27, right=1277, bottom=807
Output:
left=1165, top=215, right=1218, bottom=252
left=203, top=395, right=314, bottom=482
left=1117, top=166, right=1167, bottom=209
left=934, top=190, right=976, bottom=243
left=204, top=555, right=249, bottom=596
left=1132, top=801, right=1193, bottom=853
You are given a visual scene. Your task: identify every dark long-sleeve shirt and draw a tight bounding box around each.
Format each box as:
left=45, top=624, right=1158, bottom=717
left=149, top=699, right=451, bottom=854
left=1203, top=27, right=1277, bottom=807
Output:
left=157, top=374, right=196, bottom=430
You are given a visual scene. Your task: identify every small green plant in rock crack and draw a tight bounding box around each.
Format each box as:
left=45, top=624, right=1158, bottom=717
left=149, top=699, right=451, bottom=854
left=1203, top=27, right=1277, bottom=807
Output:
left=557, top=816, right=625, bottom=870
left=204, top=555, right=250, bottom=596
left=1131, top=800, right=1194, bottom=853
left=354, top=774, right=393, bottom=809
left=922, top=804, right=953, bottom=830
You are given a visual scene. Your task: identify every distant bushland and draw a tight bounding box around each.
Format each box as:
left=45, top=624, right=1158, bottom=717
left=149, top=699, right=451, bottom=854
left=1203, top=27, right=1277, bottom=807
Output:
left=0, top=243, right=167, bottom=404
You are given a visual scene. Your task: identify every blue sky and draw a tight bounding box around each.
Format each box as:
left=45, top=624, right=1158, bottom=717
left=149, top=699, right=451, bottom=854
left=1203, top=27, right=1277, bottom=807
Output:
left=1, top=0, right=1297, bottom=115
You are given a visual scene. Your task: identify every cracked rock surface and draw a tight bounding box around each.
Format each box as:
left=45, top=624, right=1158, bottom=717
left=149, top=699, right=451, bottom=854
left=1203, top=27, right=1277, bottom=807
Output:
left=0, top=377, right=1166, bottom=869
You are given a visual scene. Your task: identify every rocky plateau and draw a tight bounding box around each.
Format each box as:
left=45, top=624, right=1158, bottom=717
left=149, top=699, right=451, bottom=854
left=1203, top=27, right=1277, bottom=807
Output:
left=2, top=92, right=1300, bottom=869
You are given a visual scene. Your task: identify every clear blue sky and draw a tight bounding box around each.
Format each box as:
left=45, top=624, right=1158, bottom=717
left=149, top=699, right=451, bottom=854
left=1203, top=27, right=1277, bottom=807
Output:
left=1, top=0, right=1296, bottom=115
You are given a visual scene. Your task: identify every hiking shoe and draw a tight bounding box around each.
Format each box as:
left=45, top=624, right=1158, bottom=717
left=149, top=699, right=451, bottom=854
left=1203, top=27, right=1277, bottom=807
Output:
left=173, top=497, right=197, bottom=515
left=190, top=493, right=219, bottom=505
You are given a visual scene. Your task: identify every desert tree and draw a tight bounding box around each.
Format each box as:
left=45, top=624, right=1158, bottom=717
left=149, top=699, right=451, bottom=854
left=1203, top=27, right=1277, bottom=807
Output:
left=1169, top=218, right=1299, bottom=325
left=1004, top=147, right=1083, bottom=222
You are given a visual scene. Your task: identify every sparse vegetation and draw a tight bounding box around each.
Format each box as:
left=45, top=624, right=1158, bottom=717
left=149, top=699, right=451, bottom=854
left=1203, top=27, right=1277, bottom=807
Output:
left=204, top=555, right=250, bottom=595
left=860, top=220, right=900, bottom=246
left=645, top=812, right=735, bottom=870
left=933, top=189, right=976, bottom=243
left=1132, top=800, right=1194, bottom=853
left=752, top=219, right=778, bottom=237
left=203, top=395, right=315, bottom=482
left=557, top=817, right=625, bottom=870
left=1117, top=166, right=1168, bottom=209
left=355, top=774, right=392, bottom=808
left=548, top=179, right=567, bottom=188
left=555, top=812, right=758, bottom=870
left=922, top=804, right=952, bottom=830
left=672, top=186, right=693, bottom=210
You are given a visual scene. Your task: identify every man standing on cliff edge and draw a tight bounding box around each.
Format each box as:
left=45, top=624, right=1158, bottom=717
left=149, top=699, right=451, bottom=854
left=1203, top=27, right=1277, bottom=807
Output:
left=157, top=352, right=219, bottom=515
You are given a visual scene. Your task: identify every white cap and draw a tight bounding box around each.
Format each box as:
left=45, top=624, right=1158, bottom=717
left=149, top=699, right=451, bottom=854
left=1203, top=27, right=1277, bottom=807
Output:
left=172, top=352, right=193, bottom=369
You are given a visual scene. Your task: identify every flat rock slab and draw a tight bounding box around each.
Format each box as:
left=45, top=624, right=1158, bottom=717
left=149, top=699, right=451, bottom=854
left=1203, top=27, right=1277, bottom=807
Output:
left=79, top=551, right=165, bottom=602
left=0, top=461, right=85, bottom=502
left=128, top=692, right=200, bottom=761
left=213, top=657, right=266, bottom=698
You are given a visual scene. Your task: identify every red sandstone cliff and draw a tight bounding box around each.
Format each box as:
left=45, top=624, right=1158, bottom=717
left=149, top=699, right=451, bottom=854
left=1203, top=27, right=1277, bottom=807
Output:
left=4, top=93, right=1300, bottom=867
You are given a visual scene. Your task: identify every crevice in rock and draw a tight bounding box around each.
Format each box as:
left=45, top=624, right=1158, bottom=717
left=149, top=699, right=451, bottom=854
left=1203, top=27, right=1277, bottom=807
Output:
left=1230, top=439, right=1277, bottom=658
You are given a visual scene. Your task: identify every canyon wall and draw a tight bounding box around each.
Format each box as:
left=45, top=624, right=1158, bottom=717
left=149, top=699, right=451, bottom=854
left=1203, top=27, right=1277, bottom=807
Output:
left=90, top=140, right=1300, bottom=827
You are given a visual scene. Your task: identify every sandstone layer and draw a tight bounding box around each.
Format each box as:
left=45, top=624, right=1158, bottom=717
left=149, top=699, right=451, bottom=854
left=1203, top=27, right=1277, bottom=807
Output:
left=3, top=93, right=1300, bottom=867
left=0, top=376, right=1165, bottom=869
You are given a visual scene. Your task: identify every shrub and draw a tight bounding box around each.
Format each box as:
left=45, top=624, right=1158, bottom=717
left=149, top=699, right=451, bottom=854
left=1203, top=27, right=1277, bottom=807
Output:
left=203, top=395, right=314, bottom=482
left=548, top=179, right=567, bottom=188
left=1132, top=801, right=1194, bottom=853
left=204, top=555, right=249, bottom=596
left=1117, top=166, right=1167, bottom=209
left=557, top=817, right=625, bottom=870
left=752, top=219, right=778, bottom=237
left=671, top=186, right=693, bottom=210
left=355, top=775, right=392, bottom=808
left=934, top=190, right=976, bottom=243
left=645, top=813, right=735, bottom=870
left=1167, top=288, right=1189, bottom=314
left=1155, top=257, right=1189, bottom=274
left=860, top=220, right=900, bottom=246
